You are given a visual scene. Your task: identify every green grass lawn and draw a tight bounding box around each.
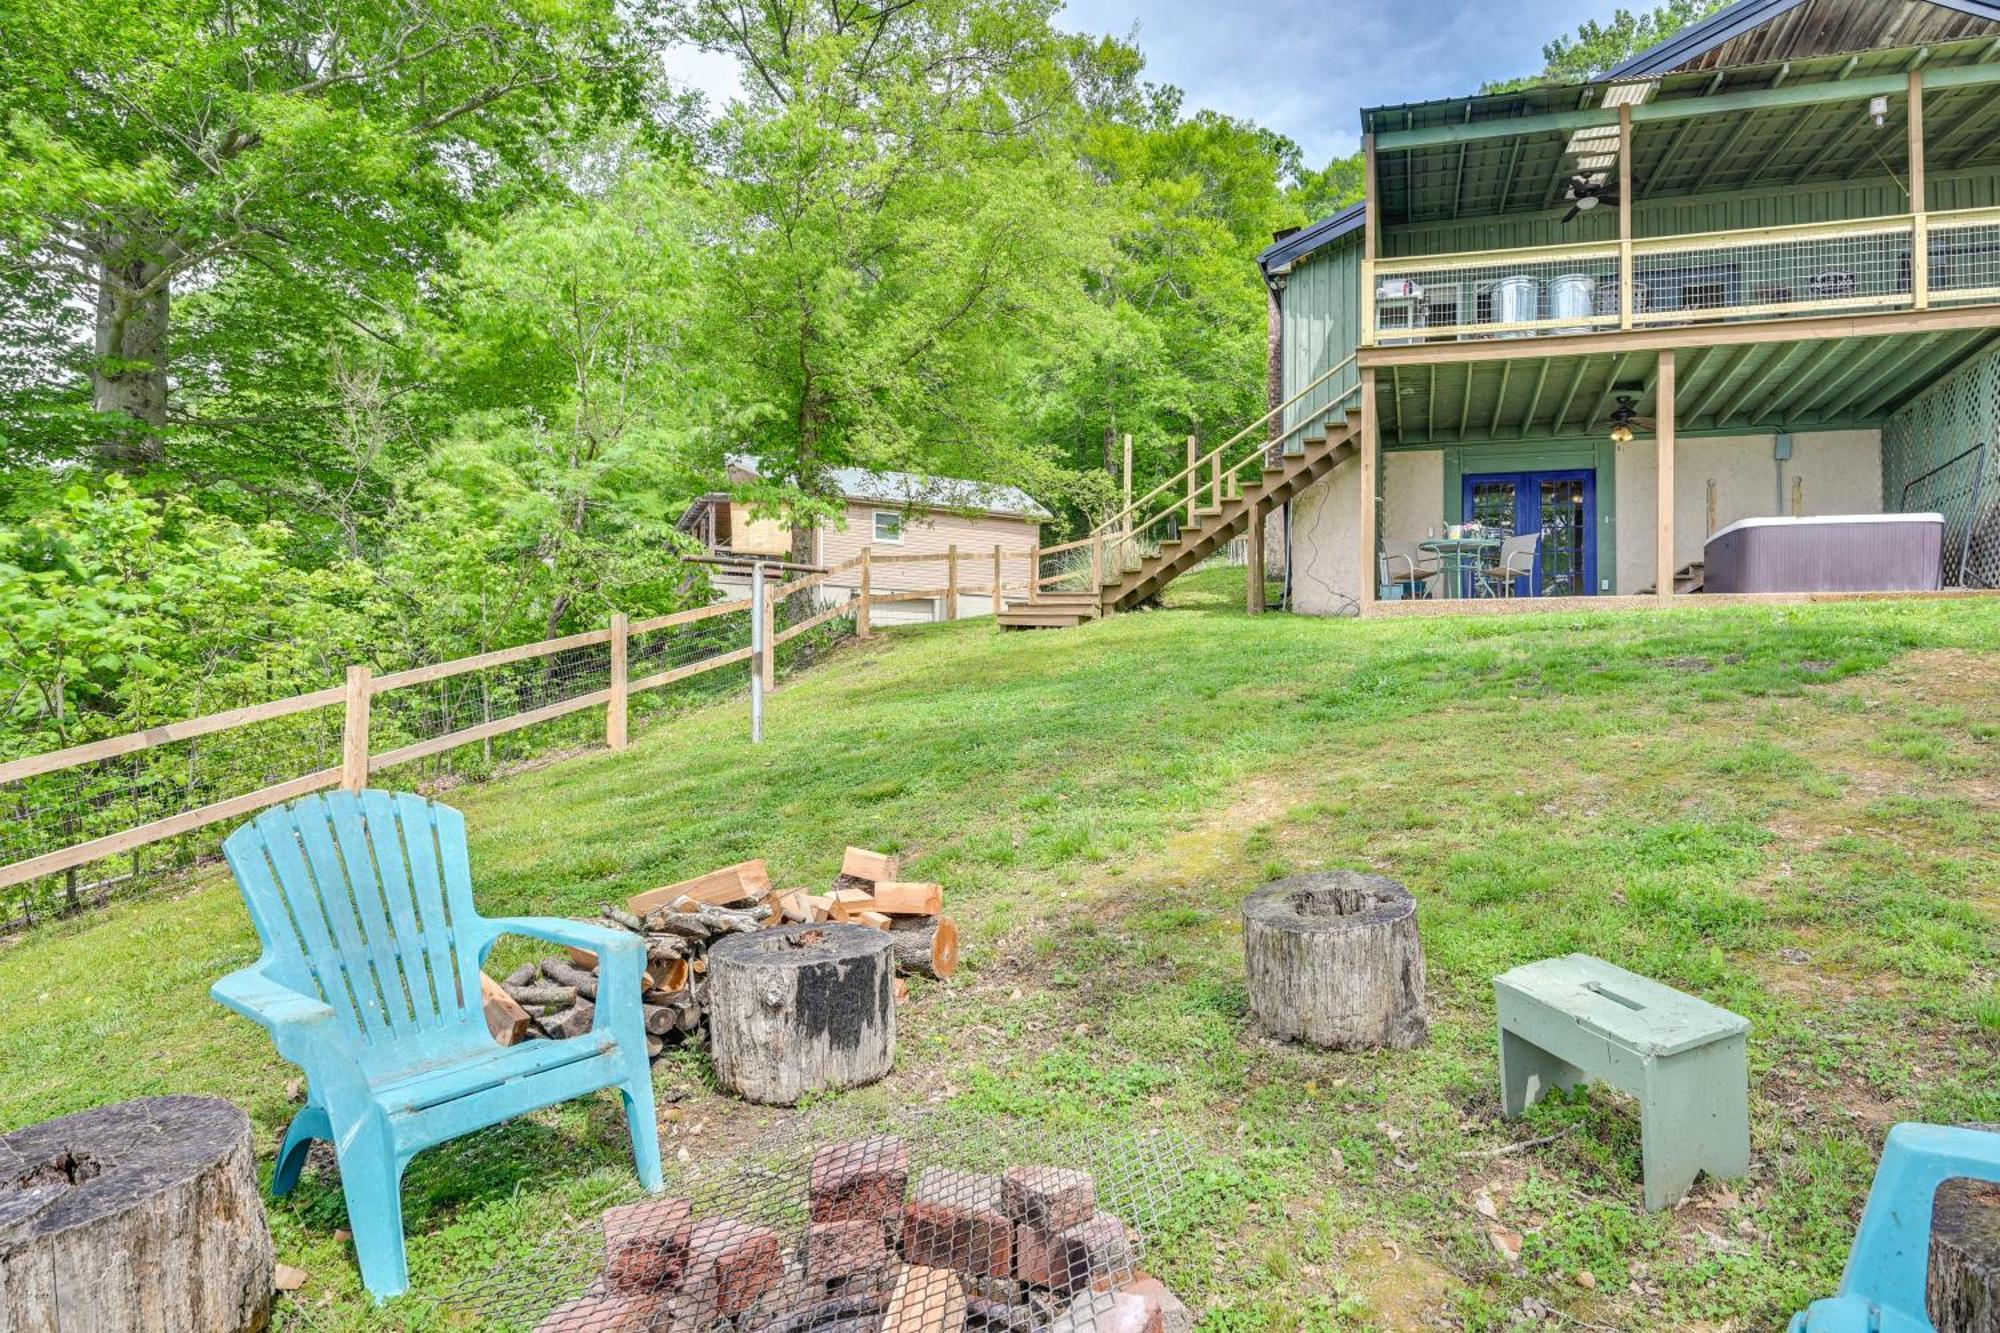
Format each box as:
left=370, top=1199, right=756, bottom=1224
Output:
left=3, top=568, right=1997, bottom=1331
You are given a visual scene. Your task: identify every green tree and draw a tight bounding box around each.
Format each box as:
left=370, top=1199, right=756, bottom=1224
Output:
left=1487, top=0, right=1729, bottom=89
left=0, top=0, right=649, bottom=471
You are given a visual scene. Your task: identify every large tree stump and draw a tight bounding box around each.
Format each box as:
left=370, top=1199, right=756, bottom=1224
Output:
left=708, top=923, right=896, bottom=1105
left=0, top=1095, right=274, bottom=1331
left=1931, top=1124, right=2000, bottom=1333
left=1242, top=871, right=1428, bottom=1050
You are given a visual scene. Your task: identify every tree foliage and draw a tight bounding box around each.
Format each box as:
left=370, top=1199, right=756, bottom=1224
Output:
left=1487, top=0, right=1731, bottom=89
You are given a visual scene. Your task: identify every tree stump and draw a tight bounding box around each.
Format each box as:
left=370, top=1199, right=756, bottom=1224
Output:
left=708, top=923, right=896, bottom=1105
left=0, top=1095, right=274, bottom=1332
left=1931, top=1124, right=2000, bottom=1333
left=1242, top=871, right=1428, bottom=1050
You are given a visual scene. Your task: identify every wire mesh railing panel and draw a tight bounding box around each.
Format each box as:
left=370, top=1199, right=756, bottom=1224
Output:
left=773, top=583, right=856, bottom=678
left=628, top=605, right=756, bottom=728
left=439, top=1116, right=1200, bottom=1333
left=1374, top=249, right=1620, bottom=344
left=1035, top=546, right=1096, bottom=595
left=1929, top=214, right=2000, bottom=307
left=1630, top=222, right=1915, bottom=325
left=0, top=701, right=344, bottom=927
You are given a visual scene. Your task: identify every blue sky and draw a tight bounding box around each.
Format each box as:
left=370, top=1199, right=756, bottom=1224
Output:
left=665, top=0, right=1617, bottom=167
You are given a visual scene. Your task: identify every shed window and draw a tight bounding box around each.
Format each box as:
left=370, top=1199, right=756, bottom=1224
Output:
left=872, top=510, right=905, bottom=543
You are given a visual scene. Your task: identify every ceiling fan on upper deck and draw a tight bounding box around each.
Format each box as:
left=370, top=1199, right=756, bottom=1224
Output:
left=1559, top=172, right=1627, bottom=223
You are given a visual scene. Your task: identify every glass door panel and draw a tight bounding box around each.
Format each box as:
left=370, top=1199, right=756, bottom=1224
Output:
left=1461, top=469, right=1597, bottom=597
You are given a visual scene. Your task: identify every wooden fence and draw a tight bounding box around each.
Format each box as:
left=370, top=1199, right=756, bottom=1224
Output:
left=0, top=545, right=1029, bottom=903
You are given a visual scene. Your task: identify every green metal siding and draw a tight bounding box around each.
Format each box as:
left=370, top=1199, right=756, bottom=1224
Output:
left=1278, top=241, right=1362, bottom=437
left=1381, top=169, right=2000, bottom=259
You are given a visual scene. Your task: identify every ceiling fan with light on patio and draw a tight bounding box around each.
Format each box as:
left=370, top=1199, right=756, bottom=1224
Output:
left=1606, top=395, right=1655, bottom=444
left=1560, top=173, right=1624, bottom=223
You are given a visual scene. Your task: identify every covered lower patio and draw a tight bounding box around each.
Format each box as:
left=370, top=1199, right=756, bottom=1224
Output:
left=1320, top=312, right=2000, bottom=615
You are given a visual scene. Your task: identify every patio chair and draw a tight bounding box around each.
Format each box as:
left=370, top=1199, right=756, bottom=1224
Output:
left=211, top=789, right=663, bottom=1301
left=1379, top=537, right=1440, bottom=600
left=1479, top=532, right=1540, bottom=597
left=1789, top=1123, right=2000, bottom=1331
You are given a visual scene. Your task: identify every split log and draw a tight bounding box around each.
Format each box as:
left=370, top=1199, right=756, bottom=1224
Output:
left=708, top=924, right=896, bottom=1105
left=777, top=890, right=814, bottom=923
left=888, top=916, right=959, bottom=980
left=541, top=1001, right=596, bottom=1040
left=600, top=904, right=647, bottom=933
left=1931, top=1133, right=2000, bottom=1333
left=854, top=911, right=893, bottom=931
left=629, top=858, right=772, bottom=917
left=0, top=1096, right=274, bottom=1332
left=1242, top=871, right=1428, bottom=1051
left=884, top=1264, right=966, bottom=1333
left=651, top=913, right=713, bottom=941
left=481, top=973, right=534, bottom=1045
left=827, top=889, right=875, bottom=921
left=841, top=847, right=901, bottom=883
left=870, top=882, right=943, bottom=916
left=503, top=963, right=538, bottom=988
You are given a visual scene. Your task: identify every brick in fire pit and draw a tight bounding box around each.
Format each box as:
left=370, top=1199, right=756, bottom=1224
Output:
left=1015, top=1211, right=1137, bottom=1293
left=807, top=1218, right=892, bottom=1280
left=602, top=1197, right=693, bottom=1294
left=674, top=1217, right=783, bottom=1324
left=534, top=1290, right=669, bottom=1333
left=999, top=1166, right=1097, bottom=1232
left=903, top=1167, right=1014, bottom=1280
left=809, top=1136, right=910, bottom=1226
left=1046, top=1288, right=1162, bottom=1333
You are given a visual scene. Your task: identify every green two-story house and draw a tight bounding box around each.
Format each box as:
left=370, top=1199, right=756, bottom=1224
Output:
left=1256, top=0, right=2000, bottom=614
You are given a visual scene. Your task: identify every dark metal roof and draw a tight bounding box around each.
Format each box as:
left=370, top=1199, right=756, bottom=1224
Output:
left=1609, top=0, right=2000, bottom=79
left=1256, top=203, right=1364, bottom=276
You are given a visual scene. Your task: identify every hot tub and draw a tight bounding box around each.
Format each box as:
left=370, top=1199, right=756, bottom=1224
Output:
left=1702, top=514, right=1944, bottom=594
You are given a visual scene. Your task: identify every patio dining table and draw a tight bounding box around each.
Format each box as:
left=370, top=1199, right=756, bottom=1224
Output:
left=1419, top=536, right=1503, bottom=600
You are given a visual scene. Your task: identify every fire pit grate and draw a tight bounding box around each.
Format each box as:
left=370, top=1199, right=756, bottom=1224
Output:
left=437, top=1115, right=1200, bottom=1333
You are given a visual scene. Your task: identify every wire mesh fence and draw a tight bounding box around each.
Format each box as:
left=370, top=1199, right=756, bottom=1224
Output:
left=432, top=1115, right=1201, bottom=1333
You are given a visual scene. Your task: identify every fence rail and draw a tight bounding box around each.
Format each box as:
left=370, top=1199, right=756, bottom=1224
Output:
left=0, top=545, right=1020, bottom=919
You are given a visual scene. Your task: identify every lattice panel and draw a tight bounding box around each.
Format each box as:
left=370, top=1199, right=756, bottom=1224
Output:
left=1883, top=345, right=2000, bottom=589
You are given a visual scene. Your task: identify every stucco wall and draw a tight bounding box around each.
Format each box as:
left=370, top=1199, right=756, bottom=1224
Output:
left=1287, top=460, right=1365, bottom=615
left=1614, top=430, right=1882, bottom=591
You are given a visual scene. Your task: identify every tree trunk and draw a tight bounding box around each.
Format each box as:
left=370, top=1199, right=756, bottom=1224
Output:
left=1930, top=1133, right=2000, bottom=1333
left=92, top=250, right=172, bottom=470
left=707, top=923, right=895, bottom=1105
left=0, top=1095, right=274, bottom=1331
left=1243, top=871, right=1428, bottom=1051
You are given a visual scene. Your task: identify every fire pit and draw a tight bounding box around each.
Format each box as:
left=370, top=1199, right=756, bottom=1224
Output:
left=448, top=1124, right=1197, bottom=1333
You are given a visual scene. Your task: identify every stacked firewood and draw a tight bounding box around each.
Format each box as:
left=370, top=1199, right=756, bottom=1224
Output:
left=481, top=849, right=958, bottom=1061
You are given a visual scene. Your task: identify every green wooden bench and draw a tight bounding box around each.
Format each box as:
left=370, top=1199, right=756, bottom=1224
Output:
left=1495, top=954, right=1750, bottom=1211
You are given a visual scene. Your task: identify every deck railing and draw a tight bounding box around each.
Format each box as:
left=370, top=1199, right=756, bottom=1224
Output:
left=1369, top=206, right=2000, bottom=346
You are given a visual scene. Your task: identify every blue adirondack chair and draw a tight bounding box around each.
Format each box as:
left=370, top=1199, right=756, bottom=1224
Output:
left=1790, top=1123, right=2000, bottom=1332
left=211, top=789, right=663, bottom=1301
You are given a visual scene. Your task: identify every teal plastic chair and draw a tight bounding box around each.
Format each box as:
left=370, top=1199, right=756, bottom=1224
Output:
left=212, top=789, right=663, bottom=1301
left=1789, top=1123, right=2000, bottom=1332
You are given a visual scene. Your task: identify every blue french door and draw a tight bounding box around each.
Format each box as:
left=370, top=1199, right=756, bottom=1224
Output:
left=1461, top=469, right=1597, bottom=597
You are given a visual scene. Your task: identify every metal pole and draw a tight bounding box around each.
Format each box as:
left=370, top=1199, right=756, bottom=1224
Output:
left=750, top=562, right=766, bottom=745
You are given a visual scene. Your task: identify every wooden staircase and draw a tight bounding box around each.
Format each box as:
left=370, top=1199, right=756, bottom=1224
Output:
left=998, top=394, right=1362, bottom=629
left=1638, top=559, right=1706, bottom=596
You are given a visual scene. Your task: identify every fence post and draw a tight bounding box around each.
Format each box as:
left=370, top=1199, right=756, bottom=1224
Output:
left=341, top=665, right=371, bottom=792
left=1028, top=545, right=1040, bottom=604
left=992, top=544, right=1003, bottom=615
left=750, top=563, right=766, bottom=744
left=1122, top=434, right=1133, bottom=534
left=607, top=612, right=629, bottom=751
left=1211, top=452, right=1222, bottom=508
left=1090, top=533, right=1103, bottom=595
left=945, top=544, right=959, bottom=621
left=760, top=578, right=776, bottom=694
left=857, top=548, right=873, bottom=639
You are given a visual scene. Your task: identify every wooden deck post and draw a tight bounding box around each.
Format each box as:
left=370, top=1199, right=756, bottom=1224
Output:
left=1361, top=132, right=1378, bottom=348
left=1910, top=69, right=1929, bottom=310
left=1619, top=104, right=1635, bottom=331
left=1211, top=452, right=1222, bottom=509
left=1122, top=433, right=1134, bottom=534
left=1090, top=533, right=1104, bottom=595
left=1027, top=544, right=1040, bottom=604
left=1186, top=435, right=1198, bottom=526
left=1358, top=367, right=1379, bottom=617
left=341, top=665, right=371, bottom=792
left=857, top=548, right=873, bottom=639
left=1246, top=508, right=1266, bottom=614
left=945, top=544, right=959, bottom=621
left=992, top=544, right=1003, bottom=615
left=1656, top=349, right=1677, bottom=600
left=607, top=612, right=629, bottom=750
